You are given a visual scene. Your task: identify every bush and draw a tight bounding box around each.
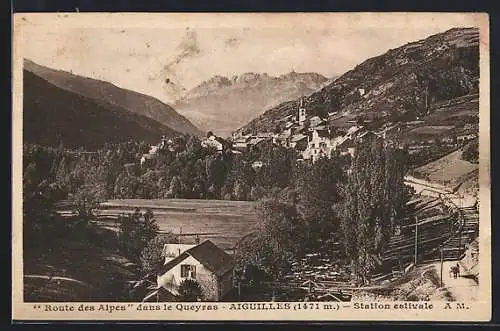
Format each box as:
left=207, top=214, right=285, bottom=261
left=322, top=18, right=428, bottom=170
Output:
left=462, top=139, right=479, bottom=163
left=140, top=233, right=178, bottom=275
left=178, top=279, right=203, bottom=301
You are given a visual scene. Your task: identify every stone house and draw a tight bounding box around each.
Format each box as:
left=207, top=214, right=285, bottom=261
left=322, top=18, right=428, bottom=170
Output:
left=156, top=240, right=234, bottom=301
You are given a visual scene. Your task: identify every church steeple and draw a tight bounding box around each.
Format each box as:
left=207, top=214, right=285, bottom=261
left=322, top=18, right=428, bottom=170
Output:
left=298, top=96, right=306, bottom=126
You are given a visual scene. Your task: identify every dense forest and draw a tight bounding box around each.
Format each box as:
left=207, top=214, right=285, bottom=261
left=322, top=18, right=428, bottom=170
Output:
left=23, top=135, right=298, bottom=205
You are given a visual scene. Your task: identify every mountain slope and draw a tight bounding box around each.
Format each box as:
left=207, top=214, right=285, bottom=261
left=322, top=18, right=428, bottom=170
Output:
left=23, top=70, right=180, bottom=150
left=240, top=27, right=479, bottom=134
left=24, top=59, right=202, bottom=137
left=174, top=71, right=329, bottom=137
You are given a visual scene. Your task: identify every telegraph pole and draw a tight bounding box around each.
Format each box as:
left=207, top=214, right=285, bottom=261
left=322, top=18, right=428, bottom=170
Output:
left=440, top=246, right=444, bottom=288
left=425, top=85, right=429, bottom=111
left=414, top=216, right=418, bottom=265
left=442, top=166, right=445, bottom=187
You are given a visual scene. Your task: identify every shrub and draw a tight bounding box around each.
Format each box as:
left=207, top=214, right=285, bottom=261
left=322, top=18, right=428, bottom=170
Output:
left=178, top=279, right=203, bottom=302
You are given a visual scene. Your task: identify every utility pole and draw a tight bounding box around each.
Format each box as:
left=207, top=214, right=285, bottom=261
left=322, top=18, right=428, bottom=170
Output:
left=442, top=166, right=445, bottom=187
left=425, top=85, right=429, bottom=112
left=440, top=247, right=444, bottom=288
left=414, top=216, right=418, bottom=266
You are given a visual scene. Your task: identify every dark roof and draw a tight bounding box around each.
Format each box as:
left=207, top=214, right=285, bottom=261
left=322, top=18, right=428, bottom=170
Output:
left=157, top=240, right=233, bottom=277
left=315, top=129, right=330, bottom=137
left=291, top=134, right=308, bottom=142
left=188, top=240, right=234, bottom=276
left=338, top=137, right=355, bottom=148
left=214, top=136, right=229, bottom=146
left=158, top=252, right=189, bottom=276
left=205, top=134, right=231, bottom=148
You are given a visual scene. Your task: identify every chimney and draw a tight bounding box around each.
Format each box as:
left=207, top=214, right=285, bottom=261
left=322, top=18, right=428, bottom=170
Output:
left=424, top=85, right=429, bottom=110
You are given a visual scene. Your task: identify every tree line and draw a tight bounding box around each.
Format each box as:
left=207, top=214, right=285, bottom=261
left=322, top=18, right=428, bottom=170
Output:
left=24, top=135, right=298, bottom=206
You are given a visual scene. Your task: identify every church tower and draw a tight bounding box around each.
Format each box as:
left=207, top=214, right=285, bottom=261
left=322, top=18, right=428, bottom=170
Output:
left=298, top=97, right=306, bottom=126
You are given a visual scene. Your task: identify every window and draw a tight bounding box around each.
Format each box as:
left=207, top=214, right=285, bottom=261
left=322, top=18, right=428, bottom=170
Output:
left=181, top=264, right=196, bottom=278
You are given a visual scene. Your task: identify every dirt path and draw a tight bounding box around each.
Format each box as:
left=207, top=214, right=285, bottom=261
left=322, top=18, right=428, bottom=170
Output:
left=432, top=260, right=478, bottom=301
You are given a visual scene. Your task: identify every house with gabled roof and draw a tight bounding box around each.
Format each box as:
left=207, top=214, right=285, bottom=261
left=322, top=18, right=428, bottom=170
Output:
left=156, top=240, right=234, bottom=301
left=303, top=129, right=338, bottom=162
left=336, top=130, right=382, bottom=157
left=201, top=132, right=229, bottom=152
left=308, top=116, right=327, bottom=130
left=289, top=133, right=309, bottom=151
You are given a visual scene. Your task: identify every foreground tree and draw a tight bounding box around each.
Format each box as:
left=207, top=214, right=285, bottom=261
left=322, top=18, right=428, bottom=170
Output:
left=341, top=138, right=412, bottom=284
left=68, top=158, right=108, bottom=218
left=139, top=233, right=179, bottom=275
left=178, top=279, right=203, bottom=301
left=295, top=156, right=348, bottom=248
left=235, top=199, right=306, bottom=281
left=119, top=209, right=160, bottom=260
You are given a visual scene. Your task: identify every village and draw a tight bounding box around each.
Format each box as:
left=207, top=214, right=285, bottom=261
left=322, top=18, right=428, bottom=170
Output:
left=141, top=90, right=478, bottom=174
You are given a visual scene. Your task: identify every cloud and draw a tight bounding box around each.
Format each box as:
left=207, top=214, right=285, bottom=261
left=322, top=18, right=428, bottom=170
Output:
left=225, top=37, right=240, bottom=48
left=162, top=28, right=201, bottom=72
left=156, top=28, right=202, bottom=100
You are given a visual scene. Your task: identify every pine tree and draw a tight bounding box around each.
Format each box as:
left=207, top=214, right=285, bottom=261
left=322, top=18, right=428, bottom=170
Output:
left=341, top=137, right=411, bottom=284
left=178, top=279, right=203, bottom=302
left=235, top=199, right=306, bottom=281
left=295, top=156, right=346, bottom=246
left=140, top=234, right=178, bottom=276
left=167, top=176, right=182, bottom=198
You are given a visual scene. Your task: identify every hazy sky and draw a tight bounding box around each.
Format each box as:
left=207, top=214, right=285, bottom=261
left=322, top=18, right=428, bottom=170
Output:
left=15, top=13, right=483, bottom=104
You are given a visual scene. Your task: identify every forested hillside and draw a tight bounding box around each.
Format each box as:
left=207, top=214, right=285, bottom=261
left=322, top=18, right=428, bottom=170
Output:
left=23, top=70, right=180, bottom=150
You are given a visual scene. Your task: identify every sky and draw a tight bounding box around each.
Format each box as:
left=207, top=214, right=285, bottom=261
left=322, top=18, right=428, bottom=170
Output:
left=15, top=13, right=484, bottom=104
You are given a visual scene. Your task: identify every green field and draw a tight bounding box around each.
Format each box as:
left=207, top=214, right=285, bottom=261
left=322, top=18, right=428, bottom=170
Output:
left=409, top=125, right=455, bottom=136
left=424, top=95, right=479, bottom=128
left=413, top=149, right=478, bottom=189
left=99, top=199, right=259, bottom=250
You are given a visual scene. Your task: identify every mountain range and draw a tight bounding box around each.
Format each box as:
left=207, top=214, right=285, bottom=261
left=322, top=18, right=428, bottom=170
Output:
left=23, top=59, right=202, bottom=149
left=239, top=27, right=479, bottom=135
left=22, top=27, right=479, bottom=149
left=174, top=71, right=330, bottom=137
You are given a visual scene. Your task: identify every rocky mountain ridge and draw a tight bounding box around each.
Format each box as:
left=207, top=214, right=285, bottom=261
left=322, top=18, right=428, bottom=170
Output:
left=174, top=71, right=330, bottom=137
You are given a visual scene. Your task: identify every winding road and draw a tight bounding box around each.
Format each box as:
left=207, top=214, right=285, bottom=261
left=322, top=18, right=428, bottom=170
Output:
left=432, top=260, right=478, bottom=301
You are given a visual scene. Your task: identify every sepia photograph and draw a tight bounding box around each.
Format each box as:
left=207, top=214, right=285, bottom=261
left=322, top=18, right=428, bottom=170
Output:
left=11, top=12, right=490, bottom=321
